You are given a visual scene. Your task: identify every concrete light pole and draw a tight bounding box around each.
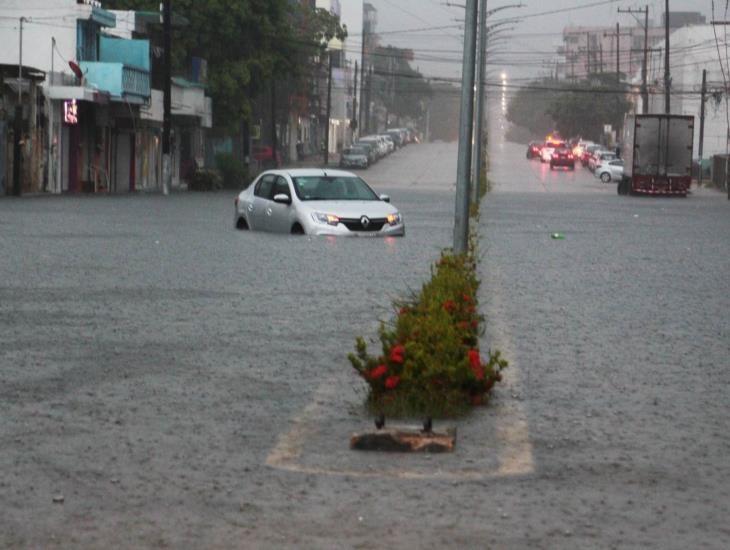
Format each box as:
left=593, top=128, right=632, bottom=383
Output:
left=453, top=0, right=478, bottom=254
left=162, top=0, right=172, bottom=195
left=13, top=16, right=26, bottom=197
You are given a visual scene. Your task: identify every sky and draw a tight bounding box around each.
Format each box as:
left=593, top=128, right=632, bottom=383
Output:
left=364, top=0, right=715, bottom=83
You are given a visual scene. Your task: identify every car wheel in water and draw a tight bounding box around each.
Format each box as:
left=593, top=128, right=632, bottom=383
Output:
left=236, top=217, right=249, bottom=230
left=600, top=172, right=611, bottom=183
left=291, top=223, right=305, bottom=235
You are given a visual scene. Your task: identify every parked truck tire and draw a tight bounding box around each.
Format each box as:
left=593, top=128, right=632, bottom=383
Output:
left=617, top=177, right=630, bottom=195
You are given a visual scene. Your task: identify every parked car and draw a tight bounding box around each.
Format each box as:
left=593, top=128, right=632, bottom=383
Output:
left=359, top=136, right=388, bottom=158
left=582, top=144, right=603, bottom=166
left=252, top=145, right=281, bottom=165
left=541, top=141, right=566, bottom=163
left=340, top=146, right=370, bottom=169
left=588, top=150, right=617, bottom=172
left=385, top=129, right=404, bottom=148
left=549, top=147, right=575, bottom=170
left=354, top=141, right=379, bottom=165
left=572, top=140, right=594, bottom=159
left=594, top=159, right=624, bottom=182
left=234, top=169, right=405, bottom=236
left=379, top=134, right=396, bottom=153
left=526, top=141, right=542, bottom=159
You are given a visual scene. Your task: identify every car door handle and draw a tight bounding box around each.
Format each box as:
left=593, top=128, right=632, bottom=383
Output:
left=247, top=204, right=254, bottom=212
left=266, top=207, right=273, bottom=216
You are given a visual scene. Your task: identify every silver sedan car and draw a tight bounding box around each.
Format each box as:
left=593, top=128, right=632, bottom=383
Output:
left=234, top=168, right=405, bottom=236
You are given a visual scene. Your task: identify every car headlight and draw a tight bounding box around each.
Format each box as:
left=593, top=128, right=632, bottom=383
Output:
left=387, top=212, right=402, bottom=226
left=312, top=212, right=340, bottom=226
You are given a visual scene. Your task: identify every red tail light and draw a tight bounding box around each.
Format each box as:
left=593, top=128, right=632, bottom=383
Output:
left=568, top=154, right=574, bottom=159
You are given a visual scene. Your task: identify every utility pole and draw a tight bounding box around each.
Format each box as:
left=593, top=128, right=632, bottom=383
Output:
left=352, top=60, right=358, bottom=140
left=453, top=0, right=478, bottom=254
left=472, top=0, right=488, bottom=205
left=13, top=16, right=26, bottom=197
left=620, top=6, right=651, bottom=112
left=603, top=24, right=631, bottom=82
left=162, top=0, right=171, bottom=195
left=359, top=18, right=368, bottom=135
left=270, top=80, right=277, bottom=167
left=599, top=42, right=604, bottom=73
left=365, top=66, right=373, bottom=134
left=586, top=32, right=591, bottom=74
left=698, top=68, right=707, bottom=187
left=324, top=50, right=333, bottom=166
left=616, top=23, right=620, bottom=82
left=664, top=0, right=670, bottom=113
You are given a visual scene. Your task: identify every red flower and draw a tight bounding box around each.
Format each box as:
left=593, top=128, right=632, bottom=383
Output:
left=384, top=375, right=400, bottom=389
left=457, top=321, right=470, bottom=331
left=468, top=349, right=484, bottom=380
left=399, top=306, right=410, bottom=316
left=368, top=364, right=388, bottom=380
left=471, top=319, right=479, bottom=329
left=442, top=300, right=457, bottom=313
left=389, top=344, right=405, bottom=364
left=462, top=293, right=472, bottom=303
left=467, top=305, right=476, bottom=314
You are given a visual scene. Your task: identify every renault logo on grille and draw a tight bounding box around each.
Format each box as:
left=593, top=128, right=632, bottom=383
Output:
left=360, top=216, right=370, bottom=228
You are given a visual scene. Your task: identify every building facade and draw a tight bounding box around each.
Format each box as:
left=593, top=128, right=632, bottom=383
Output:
left=0, top=0, right=210, bottom=195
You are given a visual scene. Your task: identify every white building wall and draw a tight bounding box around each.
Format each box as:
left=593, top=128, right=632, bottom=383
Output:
left=0, top=0, right=92, bottom=79
left=642, top=25, right=730, bottom=160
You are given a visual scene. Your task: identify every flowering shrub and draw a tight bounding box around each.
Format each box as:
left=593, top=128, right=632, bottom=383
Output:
left=348, top=252, right=508, bottom=417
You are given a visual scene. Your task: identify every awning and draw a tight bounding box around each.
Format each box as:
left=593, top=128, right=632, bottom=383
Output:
left=91, top=6, right=117, bottom=28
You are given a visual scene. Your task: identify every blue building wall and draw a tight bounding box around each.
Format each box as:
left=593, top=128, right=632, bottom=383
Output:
left=100, top=36, right=150, bottom=71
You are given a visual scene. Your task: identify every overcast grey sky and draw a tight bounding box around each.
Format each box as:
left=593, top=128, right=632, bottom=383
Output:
left=367, top=0, right=714, bottom=82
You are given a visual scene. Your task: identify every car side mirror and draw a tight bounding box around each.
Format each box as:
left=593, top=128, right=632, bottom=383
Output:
left=380, top=194, right=390, bottom=203
left=273, top=193, right=291, bottom=205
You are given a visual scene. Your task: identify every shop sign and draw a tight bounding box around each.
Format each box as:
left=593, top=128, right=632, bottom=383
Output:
left=64, top=99, right=79, bottom=125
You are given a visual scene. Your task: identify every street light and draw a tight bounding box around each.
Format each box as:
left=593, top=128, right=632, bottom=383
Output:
left=471, top=3, right=525, bottom=204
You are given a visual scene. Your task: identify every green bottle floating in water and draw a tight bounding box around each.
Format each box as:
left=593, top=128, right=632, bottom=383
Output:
left=551, top=233, right=565, bottom=240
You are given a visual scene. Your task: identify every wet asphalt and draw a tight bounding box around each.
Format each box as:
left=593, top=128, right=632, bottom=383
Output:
left=0, top=138, right=728, bottom=548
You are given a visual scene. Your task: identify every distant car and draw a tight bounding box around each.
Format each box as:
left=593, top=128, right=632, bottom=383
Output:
left=595, top=159, right=624, bottom=182
left=572, top=140, right=594, bottom=159
left=252, top=145, right=281, bottom=165
left=582, top=144, right=603, bottom=167
left=526, top=141, right=542, bottom=159
left=541, top=141, right=566, bottom=163
left=549, top=147, right=575, bottom=170
left=354, top=141, right=379, bottom=165
left=233, top=168, right=404, bottom=236
left=340, top=146, right=369, bottom=169
left=588, top=150, right=617, bottom=172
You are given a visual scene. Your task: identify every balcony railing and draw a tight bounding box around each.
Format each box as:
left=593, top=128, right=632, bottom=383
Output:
left=80, top=62, right=150, bottom=103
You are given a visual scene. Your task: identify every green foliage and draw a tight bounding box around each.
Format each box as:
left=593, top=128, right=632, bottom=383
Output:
left=547, top=74, right=632, bottom=141
left=507, top=75, right=632, bottom=141
left=188, top=168, right=222, bottom=192
left=215, top=153, right=249, bottom=189
left=371, top=46, right=432, bottom=122
left=506, top=77, right=558, bottom=137
left=348, top=253, right=508, bottom=418
left=105, top=0, right=346, bottom=131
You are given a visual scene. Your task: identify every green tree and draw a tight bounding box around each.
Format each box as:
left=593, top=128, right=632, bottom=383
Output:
left=506, top=75, right=632, bottom=142
left=372, top=46, right=432, bottom=123
left=505, top=77, right=558, bottom=138
left=105, top=0, right=346, bottom=131
left=547, top=74, right=631, bottom=141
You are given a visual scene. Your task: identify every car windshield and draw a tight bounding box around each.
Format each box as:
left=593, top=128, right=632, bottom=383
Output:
left=345, top=147, right=366, bottom=155
left=292, top=176, right=380, bottom=201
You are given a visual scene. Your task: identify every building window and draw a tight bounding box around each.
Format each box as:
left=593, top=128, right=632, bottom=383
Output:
left=77, top=20, right=99, bottom=62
